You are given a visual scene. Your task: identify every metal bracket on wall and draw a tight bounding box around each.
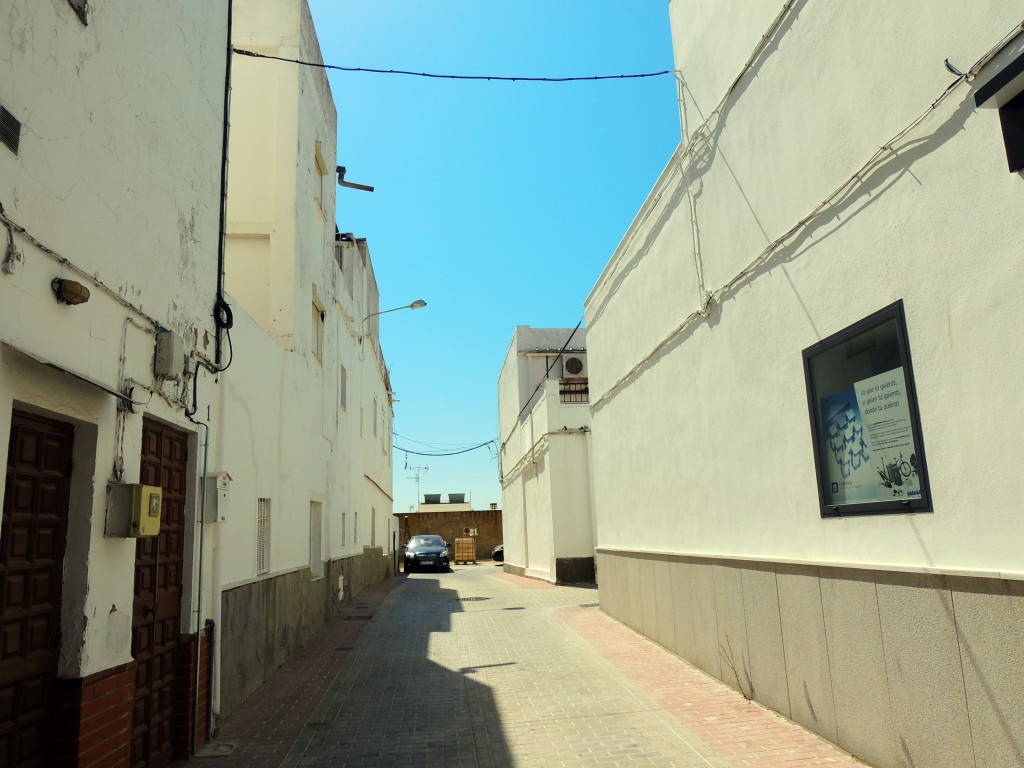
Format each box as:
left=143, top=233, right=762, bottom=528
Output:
left=67, top=0, right=88, bottom=25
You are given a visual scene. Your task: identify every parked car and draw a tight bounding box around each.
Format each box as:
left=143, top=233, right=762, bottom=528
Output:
left=404, top=535, right=451, bottom=572
left=491, top=544, right=504, bottom=562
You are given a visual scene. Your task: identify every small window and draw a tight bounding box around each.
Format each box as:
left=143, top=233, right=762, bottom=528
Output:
left=974, top=50, right=1024, bottom=173
left=353, top=510, right=359, bottom=545
left=999, top=88, right=1024, bottom=173
left=803, top=301, right=931, bottom=517
left=312, top=299, right=324, bottom=361
left=370, top=507, right=376, bottom=547
left=313, top=140, right=328, bottom=220
left=257, top=498, right=271, bottom=574
left=309, top=501, right=323, bottom=579
left=339, top=363, right=348, bottom=410
left=341, top=511, right=347, bottom=546
left=0, top=106, right=21, bottom=156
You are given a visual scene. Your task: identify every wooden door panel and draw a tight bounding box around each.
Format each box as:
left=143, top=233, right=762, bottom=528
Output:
left=0, top=411, right=73, bottom=768
left=131, top=418, right=188, bottom=768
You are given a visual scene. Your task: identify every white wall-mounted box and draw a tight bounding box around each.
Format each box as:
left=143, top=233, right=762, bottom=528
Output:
left=204, top=471, right=232, bottom=522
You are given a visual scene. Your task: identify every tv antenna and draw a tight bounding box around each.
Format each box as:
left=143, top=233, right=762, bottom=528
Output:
left=406, top=463, right=428, bottom=509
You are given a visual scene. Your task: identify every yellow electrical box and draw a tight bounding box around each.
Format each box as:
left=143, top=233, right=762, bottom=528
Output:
left=130, top=484, right=163, bottom=537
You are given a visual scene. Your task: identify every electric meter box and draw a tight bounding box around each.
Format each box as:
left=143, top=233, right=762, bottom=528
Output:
left=105, top=484, right=162, bottom=538
left=204, top=472, right=232, bottom=523
left=154, top=330, right=185, bottom=379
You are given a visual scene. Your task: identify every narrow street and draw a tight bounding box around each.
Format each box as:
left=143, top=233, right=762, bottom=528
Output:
left=186, top=566, right=866, bottom=768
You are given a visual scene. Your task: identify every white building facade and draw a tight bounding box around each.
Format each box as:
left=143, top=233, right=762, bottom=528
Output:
left=212, top=0, right=397, bottom=723
left=0, top=2, right=228, bottom=765
left=498, top=326, right=594, bottom=583
left=0, top=1, right=396, bottom=765
left=587, top=2, right=1024, bottom=766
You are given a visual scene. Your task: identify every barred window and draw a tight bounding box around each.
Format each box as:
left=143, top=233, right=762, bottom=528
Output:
left=257, top=498, right=271, bottom=574
left=310, top=501, right=323, bottom=579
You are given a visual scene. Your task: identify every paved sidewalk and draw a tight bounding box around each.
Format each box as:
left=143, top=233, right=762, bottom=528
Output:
left=185, top=566, right=867, bottom=767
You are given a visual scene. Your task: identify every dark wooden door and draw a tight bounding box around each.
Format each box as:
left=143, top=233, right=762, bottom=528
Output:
left=131, top=418, right=188, bottom=768
left=0, top=411, right=74, bottom=768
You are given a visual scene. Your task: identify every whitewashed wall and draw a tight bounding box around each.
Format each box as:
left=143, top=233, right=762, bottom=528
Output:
left=499, top=327, right=593, bottom=581
left=586, top=1, right=1024, bottom=575
left=0, top=1, right=226, bottom=677
left=208, top=0, right=394, bottom=714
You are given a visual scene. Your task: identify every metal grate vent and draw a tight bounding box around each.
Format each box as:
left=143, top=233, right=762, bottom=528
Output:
left=256, top=498, right=271, bottom=575
left=0, top=107, right=20, bottom=156
left=343, top=615, right=372, bottom=621
left=455, top=596, right=492, bottom=602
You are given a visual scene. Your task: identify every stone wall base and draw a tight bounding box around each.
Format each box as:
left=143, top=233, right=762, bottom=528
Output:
left=219, top=547, right=394, bottom=720
left=555, top=557, right=595, bottom=584
left=596, top=549, right=1024, bottom=768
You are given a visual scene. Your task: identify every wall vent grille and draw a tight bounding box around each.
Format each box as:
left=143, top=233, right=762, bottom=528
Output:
left=0, top=107, right=20, bottom=156
left=257, top=497, right=271, bottom=574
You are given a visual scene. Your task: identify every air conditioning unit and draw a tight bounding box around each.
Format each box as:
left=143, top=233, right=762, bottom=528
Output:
left=562, top=355, right=587, bottom=379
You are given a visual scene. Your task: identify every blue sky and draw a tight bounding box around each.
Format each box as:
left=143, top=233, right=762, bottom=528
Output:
left=305, top=2, right=680, bottom=515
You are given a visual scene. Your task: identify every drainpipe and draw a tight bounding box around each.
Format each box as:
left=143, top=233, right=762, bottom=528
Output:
left=186, top=414, right=211, bottom=751
left=204, top=618, right=217, bottom=737
left=185, top=1, right=233, bottom=750
left=213, top=0, right=235, bottom=364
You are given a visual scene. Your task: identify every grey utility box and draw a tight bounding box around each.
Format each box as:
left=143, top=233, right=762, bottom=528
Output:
left=154, top=330, right=185, bottom=379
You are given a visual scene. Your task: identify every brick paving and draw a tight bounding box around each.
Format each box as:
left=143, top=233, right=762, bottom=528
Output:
left=180, top=575, right=406, bottom=767
left=184, top=566, right=867, bottom=768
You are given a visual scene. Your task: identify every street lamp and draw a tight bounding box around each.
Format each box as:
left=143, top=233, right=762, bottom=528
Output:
left=360, top=299, right=427, bottom=343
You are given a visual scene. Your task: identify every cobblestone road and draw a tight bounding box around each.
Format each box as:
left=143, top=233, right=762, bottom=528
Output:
left=186, top=566, right=866, bottom=768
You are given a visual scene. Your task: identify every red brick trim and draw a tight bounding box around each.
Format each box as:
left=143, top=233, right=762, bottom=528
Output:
left=52, top=662, right=136, bottom=768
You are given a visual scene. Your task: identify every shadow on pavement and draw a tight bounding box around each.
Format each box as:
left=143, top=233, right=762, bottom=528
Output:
left=279, top=575, right=513, bottom=767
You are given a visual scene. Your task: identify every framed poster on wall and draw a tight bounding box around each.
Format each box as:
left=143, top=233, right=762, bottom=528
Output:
left=802, top=301, right=932, bottom=517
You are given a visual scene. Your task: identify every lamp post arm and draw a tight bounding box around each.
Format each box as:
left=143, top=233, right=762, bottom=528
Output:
left=362, top=305, right=410, bottom=324
left=358, top=299, right=427, bottom=344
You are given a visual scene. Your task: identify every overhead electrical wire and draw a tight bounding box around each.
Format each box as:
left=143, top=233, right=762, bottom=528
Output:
left=393, top=432, right=491, bottom=449
left=394, top=440, right=496, bottom=457
left=232, top=47, right=673, bottom=82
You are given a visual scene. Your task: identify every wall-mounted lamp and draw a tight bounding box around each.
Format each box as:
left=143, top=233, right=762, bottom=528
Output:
left=51, top=277, right=90, bottom=305
left=359, top=299, right=427, bottom=344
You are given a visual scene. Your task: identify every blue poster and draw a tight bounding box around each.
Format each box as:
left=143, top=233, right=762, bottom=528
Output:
left=821, top=367, right=920, bottom=505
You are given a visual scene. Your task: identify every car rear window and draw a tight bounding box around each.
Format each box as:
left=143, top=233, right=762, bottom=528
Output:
left=408, top=536, right=443, bottom=547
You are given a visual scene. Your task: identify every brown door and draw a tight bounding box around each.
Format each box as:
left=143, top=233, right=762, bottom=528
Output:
left=131, top=418, right=188, bottom=768
left=0, top=411, right=74, bottom=768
